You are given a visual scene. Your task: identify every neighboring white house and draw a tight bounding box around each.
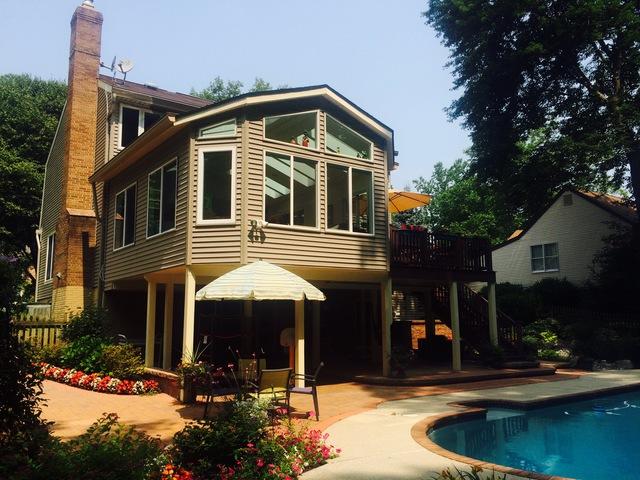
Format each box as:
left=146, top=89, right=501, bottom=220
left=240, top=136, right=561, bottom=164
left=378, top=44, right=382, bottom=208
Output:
left=492, top=189, right=636, bottom=286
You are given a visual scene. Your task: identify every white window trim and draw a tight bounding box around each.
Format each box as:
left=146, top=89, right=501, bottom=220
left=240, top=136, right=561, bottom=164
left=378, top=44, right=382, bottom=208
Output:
left=113, top=182, right=137, bottom=251
left=262, top=110, right=321, bottom=152
left=531, top=243, right=559, bottom=273
left=324, top=113, right=374, bottom=161
left=118, top=104, right=155, bottom=149
left=262, top=150, right=320, bottom=231
left=324, top=162, right=375, bottom=237
left=44, top=233, right=55, bottom=282
left=196, top=145, right=237, bottom=226
left=197, top=118, right=238, bottom=140
left=146, top=157, right=178, bottom=239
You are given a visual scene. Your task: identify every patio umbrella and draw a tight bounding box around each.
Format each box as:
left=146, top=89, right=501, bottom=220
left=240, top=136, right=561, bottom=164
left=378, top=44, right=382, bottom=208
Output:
left=195, top=260, right=326, bottom=302
left=388, top=189, right=431, bottom=213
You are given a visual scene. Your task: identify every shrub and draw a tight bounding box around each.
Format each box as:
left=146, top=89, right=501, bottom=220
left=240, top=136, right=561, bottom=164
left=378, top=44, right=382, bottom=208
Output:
left=100, top=344, right=145, bottom=379
left=432, top=466, right=507, bottom=480
left=59, top=335, right=108, bottom=373
left=62, top=305, right=110, bottom=342
left=31, top=342, right=66, bottom=364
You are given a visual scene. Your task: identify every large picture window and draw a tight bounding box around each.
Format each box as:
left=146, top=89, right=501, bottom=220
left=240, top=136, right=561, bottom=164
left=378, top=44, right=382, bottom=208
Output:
left=147, top=159, right=177, bottom=237
left=120, top=105, right=162, bottom=148
left=531, top=243, right=559, bottom=272
left=264, top=111, right=317, bottom=149
left=326, top=114, right=372, bottom=160
left=45, top=233, right=55, bottom=281
left=264, top=152, right=317, bottom=227
left=198, top=147, right=235, bottom=224
left=114, top=183, right=136, bottom=249
left=327, top=164, right=373, bottom=234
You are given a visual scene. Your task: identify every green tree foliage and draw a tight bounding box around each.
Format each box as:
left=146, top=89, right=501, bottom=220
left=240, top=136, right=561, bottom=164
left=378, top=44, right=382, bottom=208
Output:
left=191, top=76, right=286, bottom=102
left=425, top=1, right=640, bottom=219
left=394, top=159, right=519, bottom=243
left=0, top=74, right=66, bottom=290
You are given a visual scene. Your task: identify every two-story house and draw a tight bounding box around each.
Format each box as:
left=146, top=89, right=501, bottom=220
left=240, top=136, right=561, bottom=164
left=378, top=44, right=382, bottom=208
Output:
left=36, top=1, right=508, bottom=379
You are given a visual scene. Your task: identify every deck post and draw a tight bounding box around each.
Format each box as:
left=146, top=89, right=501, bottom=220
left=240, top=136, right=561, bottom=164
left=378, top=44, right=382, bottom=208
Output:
left=145, top=280, right=157, bottom=367
left=488, top=282, right=498, bottom=347
left=294, top=299, right=305, bottom=387
left=449, top=281, right=462, bottom=371
left=381, top=277, right=393, bottom=377
left=182, top=267, right=196, bottom=363
left=162, top=282, right=174, bottom=370
left=312, top=300, right=321, bottom=369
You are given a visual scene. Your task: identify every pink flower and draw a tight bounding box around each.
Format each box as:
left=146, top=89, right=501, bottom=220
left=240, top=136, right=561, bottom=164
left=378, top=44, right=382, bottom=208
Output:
left=256, top=458, right=265, bottom=468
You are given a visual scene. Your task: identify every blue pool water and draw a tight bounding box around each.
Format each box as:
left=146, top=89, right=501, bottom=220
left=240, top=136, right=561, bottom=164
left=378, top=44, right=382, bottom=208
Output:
left=429, top=389, right=640, bottom=479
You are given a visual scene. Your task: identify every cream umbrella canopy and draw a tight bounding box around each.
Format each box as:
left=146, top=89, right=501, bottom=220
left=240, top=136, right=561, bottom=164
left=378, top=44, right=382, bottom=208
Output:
left=195, top=260, right=325, bottom=301
left=388, top=189, right=431, bottom=213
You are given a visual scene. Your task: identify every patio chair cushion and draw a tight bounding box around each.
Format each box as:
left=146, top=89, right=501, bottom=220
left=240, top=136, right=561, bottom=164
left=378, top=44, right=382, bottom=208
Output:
left=289, top=386, right=313, bottom=395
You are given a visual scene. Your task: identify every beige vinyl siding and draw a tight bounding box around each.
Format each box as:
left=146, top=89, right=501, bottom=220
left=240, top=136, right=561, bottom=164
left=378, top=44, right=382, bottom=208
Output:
left=492, top=192, right=629, bottom=286
left=190, top=118, right=243, bottom=264
left=245, top=116, right=388, bottom=270
left=92, top=87, right=110, bottom=288
left=36, top=104, right=69, bottom=302
left=103, top=132, right=189, bottom=283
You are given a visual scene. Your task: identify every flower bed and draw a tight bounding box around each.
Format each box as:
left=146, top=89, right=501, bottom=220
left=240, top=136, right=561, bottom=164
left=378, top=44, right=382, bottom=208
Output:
left=38, top=362, right=159, bottom=395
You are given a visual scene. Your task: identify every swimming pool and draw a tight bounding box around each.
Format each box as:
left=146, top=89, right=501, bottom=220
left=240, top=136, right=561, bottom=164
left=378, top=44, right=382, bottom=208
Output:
left=428, top=389, right=640, bottom=479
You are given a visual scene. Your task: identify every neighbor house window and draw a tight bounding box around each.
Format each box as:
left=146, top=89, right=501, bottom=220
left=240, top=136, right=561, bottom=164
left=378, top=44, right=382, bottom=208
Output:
left=326, top=164, right=373, bottom=234
left=264, top=111, right=317, bottom=148
left=264, top=151, right=317, bottom=227
left=45, top=233, right=55, bottom=281
left=531, top=243, right=559, bottom=272
left=114, top=183, right=136, bottom=249
left=198, top=146, right=235, bottom=224
left=198, top=118, right=237, bottom=139
left=325, top=114, right=372, bottom=160
left=147, top=159, right=177, bottom=237
left=120, top=105, right=162, bottom=148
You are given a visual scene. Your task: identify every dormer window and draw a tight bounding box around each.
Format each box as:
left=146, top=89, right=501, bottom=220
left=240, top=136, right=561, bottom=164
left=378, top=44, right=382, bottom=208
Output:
left=119, top=105, right=162, bottom=148
left=326, top=114, right=372, bottom=160
left=264, top=111, right=318, bottom=149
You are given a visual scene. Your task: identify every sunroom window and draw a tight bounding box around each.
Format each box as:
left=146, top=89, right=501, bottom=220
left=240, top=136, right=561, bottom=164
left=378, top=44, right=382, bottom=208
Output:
left=264, top=152, right=317, bottom=227
left=120, top=105, right=162, bottom=148
left=326, top=114, right=372, bottom=160
left=264, top=112, right=317, bottom=148
left=198, top=147, right=235, bottom=224
left=327, top=164, right=373, bottom=233
left=114, top=183, right=136, bottom=249
left=147, top=159, right=177, bottom=237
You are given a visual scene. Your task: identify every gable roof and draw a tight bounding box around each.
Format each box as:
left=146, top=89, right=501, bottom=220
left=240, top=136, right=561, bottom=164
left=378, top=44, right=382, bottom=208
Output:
left=493, top=188, right=637, bottom=250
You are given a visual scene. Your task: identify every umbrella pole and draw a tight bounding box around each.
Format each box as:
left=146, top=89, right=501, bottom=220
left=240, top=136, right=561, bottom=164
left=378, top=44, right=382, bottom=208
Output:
left=294, top=300, right=305, bottom=388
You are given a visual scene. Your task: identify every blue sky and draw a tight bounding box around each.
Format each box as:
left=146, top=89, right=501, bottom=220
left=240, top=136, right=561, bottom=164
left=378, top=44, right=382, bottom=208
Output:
left=0, top=0, right=469, bottom=188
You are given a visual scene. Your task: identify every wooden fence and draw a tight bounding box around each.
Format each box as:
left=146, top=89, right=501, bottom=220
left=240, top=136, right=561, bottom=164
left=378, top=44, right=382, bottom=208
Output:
left=12, top=310, right=65, bottom=348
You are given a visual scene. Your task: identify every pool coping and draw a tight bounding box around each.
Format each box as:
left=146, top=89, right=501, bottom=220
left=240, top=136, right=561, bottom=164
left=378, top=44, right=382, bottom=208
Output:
left=410, top=381, right=640, bottom=480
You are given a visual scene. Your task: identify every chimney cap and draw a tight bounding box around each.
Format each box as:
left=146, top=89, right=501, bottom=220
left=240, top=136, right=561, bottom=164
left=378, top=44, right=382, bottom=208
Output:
left=81, top=0, right=94, bottom=7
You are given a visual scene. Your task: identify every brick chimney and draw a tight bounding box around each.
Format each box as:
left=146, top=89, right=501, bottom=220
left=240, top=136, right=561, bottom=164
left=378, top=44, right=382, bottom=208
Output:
left=52, top=1, right=103, bottom=319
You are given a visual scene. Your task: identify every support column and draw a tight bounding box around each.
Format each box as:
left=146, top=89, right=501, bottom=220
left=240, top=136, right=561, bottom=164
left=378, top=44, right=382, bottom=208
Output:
left=294, top=300, right=305, bottom=388
left=449, top=281, right=461, bottom=372
left=162, top=282, right=174, bottom=370
left=312, top=301, right=321, bottom=369
left=182, top=268, right=196, bottom=363
left=488, top=282, right=498, bottom=347
left=145, top=280, right=157, bottom=367
left=381, top=278, right=393, bottom=377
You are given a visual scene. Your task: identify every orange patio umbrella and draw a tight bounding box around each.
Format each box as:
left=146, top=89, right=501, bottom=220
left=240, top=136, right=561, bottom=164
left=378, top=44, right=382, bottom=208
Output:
left=388, top=189, right=431, bottom=213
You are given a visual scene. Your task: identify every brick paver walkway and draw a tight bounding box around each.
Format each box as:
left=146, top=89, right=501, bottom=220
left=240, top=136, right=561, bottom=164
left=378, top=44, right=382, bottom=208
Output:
left=42, top=372, right=578, bottom=441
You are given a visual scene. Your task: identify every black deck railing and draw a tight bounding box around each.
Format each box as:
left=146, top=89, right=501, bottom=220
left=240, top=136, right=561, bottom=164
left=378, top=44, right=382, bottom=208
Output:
left=390, top=229, right=492, bottom=272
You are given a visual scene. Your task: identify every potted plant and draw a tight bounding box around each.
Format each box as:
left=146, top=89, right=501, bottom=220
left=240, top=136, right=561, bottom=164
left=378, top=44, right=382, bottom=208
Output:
left=176, top=343, right=210, bottom=403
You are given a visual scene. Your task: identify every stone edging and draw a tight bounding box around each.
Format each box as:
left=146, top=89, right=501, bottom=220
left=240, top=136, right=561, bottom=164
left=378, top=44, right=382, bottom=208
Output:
left=410, top=382, right=640, bottom=480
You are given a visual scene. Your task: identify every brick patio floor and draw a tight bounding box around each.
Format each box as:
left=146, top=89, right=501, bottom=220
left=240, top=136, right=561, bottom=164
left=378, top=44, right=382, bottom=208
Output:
left=41, top=372, right=578, bottom=441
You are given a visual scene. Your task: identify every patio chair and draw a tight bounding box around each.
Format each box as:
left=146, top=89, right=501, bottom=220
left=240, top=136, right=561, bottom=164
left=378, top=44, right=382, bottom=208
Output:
left=248, top=368, right=292, bottom=410
left=202, top=369, right=239, bottom=418
left=287, top=362, right=324, bottom=421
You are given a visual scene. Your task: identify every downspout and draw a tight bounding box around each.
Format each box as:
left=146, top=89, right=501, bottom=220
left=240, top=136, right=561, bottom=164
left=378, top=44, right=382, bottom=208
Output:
left=95, top=179, right=109, bottom=307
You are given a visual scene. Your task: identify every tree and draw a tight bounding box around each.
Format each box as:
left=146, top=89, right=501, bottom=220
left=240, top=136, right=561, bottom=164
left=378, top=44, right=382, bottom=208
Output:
left=0, top=74, right=66, bottom=292
left=394, top=159, right=519, bottom=244
left=191, top=76, right=286, bottom=102
left=425, top=1, right=640, bottom=220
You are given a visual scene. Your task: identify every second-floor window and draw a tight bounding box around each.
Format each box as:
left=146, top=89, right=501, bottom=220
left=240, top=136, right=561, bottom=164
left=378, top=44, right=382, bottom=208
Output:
left=327, top=164, right=373, bottom=234
left=531, top=243, right=559, bottom=272
left=120, top=105, right=162, bottom=148
left=198, top=146, right=235, bottom=224
left=326, top=114, right=372, bottom=160
left=45, top=233, right=55, bottom=281
left=147, top=159, right=177, bottom=237
left=264, top=151, right=317, bottom=227
left=114, top=183, right=136, bottom=250
left=264, top=111, right=318, bottom=149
